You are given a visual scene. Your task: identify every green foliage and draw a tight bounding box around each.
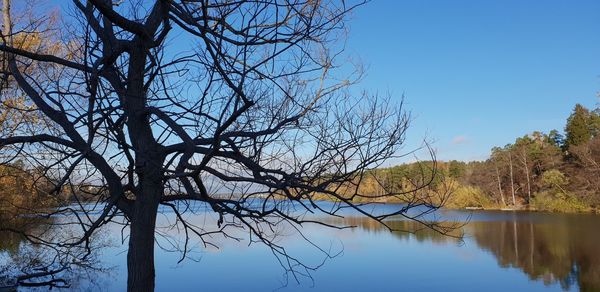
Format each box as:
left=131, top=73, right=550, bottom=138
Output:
left=547, top=129, right=564, bottom=148
left=445, top=185, right=494, bottom=209
left=531, top=191, right=589, bottom=213
left=565, top=104, right=592, bottom=148
left=589, top=108, right=600, bottom=138
left=541, top=170, right=568, bottom=192
left=448, top=160, right=466, bottom=179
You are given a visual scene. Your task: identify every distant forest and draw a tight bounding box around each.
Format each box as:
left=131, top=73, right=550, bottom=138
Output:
left=3, top=104, right=600, bottom=213
left=355, top=103, right=600, bottom=212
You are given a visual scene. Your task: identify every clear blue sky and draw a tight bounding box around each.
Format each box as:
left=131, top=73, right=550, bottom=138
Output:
left=345, top=0, right=600, bottom=161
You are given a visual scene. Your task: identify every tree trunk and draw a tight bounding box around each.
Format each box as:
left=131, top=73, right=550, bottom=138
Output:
left=2, top=0, right=11, bottom=38
left=127, top=194, right=159, bottom=292
left=126, top=160, right=163, bottom=292
left=524, top=160, right=531, bottom=203
left=495, top=164, right=506, bottom=206
left=2, top=0, right=12, bottom=88
left=124, top=39, right=163, bottom=292
left=508, top=152, right=516, bottom=206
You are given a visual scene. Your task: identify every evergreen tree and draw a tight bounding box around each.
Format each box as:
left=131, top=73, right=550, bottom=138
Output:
left=588, top=108, right=600, bottom=138
left=565, top=104, right=592, bottom=148
left=448, top=160, right=466, bottom=179
left=547, top=129, right=564, bottom=148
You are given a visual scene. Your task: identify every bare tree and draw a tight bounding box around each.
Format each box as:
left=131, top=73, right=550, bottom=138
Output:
left=508, top=149, right=516, bottom=205
left=490, top=147, right=506, bottom=206
left=0, top=1, right=446, bottom=291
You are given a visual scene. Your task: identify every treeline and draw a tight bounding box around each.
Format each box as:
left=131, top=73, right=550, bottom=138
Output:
left=359, top=104, right=600, bottom=212
left=0, top=160, right=103, bottom=216
left=1, top=98, right=102, bottom=213
left=454, top=103, right=600, bottom=212
left=0, top=161, right=57, bottom=214
left=4, top=104, right=599, bottom=213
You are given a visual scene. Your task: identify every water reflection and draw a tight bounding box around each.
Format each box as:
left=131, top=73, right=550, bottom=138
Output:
left=467, top=217, right=600, bottom=292
left=321, top=216, right=462, bottom=244
left=326, top=212, right=600, bottom=292
left=0, top=214, right=112, bottom=290
left=1, top=208, right=599, bottom=291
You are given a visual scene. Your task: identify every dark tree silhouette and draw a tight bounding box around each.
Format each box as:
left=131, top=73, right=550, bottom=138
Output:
left=0, top=1, right=447, bottom=291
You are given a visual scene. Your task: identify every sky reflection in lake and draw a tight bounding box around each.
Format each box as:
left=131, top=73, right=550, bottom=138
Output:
left=3, top=203, right=599, bottom=291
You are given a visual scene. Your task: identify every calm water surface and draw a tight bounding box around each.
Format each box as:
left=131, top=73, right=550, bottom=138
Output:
left=2, top=203, right=600, bottom=291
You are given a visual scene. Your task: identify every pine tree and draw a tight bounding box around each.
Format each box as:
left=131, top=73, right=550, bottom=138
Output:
left=547, top=129, right=564, bottom=148
left=565, top=104, right=592, bottom=148
left=588, top=108, right=600, bottom=138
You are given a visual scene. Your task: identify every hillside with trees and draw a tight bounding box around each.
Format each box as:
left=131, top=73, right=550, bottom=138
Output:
left=348, top=103, right=600, bottom=212
left=456, top=103, right=600, bottom=212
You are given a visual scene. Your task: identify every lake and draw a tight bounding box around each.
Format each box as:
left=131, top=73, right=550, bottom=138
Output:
left=2, top=203, right=599, bottom=291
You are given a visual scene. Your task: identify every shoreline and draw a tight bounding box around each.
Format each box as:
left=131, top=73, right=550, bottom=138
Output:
left=455, top=205, right=600, bottom=214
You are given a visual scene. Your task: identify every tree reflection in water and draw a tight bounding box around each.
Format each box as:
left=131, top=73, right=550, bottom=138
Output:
left=468, top=217, right=600, bottom=292
left=0, top=213, right=112, bottom=289
left=325, top=213, right=600, bottom=292
left=1, top=209, right=599, bottom=291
